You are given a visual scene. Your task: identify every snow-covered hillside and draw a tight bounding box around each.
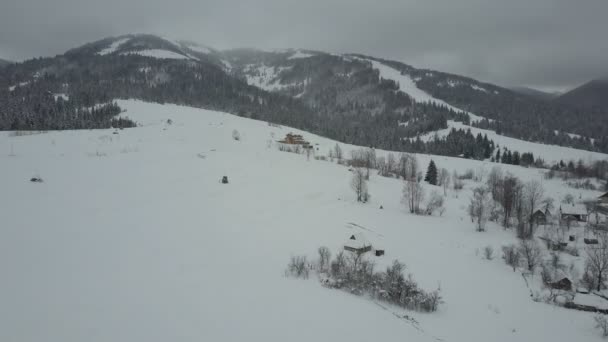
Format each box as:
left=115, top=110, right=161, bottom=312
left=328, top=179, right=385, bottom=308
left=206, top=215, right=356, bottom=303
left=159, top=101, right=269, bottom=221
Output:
left=0, top=100, right=604, bottom=342
left=363, top=59, right=488, bottom=123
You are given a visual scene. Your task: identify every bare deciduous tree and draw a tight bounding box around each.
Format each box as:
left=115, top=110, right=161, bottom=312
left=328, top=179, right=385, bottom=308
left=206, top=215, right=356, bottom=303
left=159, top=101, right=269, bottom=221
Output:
left=438, top=168, right=450, bottom=196
left=486, top=166, right=503, bottom=201
left=402, top=180, right=425, bottom=214
left=286, top=255, right=309, bottom=278
left=524, top=179, right=545, bottom=236
left=586, top=233, right=608, bottom=291
left=318, top=246, right=331, bottom=272
left=469, top=186, right=490, bottom=232
left=398, top=153, right=418, bottom=181
left=351, top=168, right=369, bottom=202
left=518, top=239, right=543, bottom=272
left=333, top=143, right=343, bottom=160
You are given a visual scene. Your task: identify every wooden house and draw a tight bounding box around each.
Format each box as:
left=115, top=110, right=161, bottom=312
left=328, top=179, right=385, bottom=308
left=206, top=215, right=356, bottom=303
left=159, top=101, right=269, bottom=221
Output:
left=531, top=208, right=551, bottom=225
left=344, top=233, right=372, bottom=255
left=279, top=133, right=309, bottom=146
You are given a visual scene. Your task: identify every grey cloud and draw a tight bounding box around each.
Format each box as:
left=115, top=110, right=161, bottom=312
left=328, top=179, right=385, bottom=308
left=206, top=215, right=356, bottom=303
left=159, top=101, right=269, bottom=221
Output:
left=1, top=0, right=606, bottom=90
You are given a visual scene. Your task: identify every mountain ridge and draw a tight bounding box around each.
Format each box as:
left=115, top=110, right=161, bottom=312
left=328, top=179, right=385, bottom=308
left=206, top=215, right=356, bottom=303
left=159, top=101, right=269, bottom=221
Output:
left=1, top=34, right=607, bottom=156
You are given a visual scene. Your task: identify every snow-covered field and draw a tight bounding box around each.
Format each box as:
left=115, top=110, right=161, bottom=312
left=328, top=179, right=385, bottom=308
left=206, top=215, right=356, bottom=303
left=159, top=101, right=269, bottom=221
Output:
left=0, top=100, right=605, bottom=342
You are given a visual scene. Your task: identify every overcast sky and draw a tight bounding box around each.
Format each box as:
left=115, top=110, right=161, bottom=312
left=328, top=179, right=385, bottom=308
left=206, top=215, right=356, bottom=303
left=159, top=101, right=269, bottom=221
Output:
left=1, top=0, right=606, bottom=91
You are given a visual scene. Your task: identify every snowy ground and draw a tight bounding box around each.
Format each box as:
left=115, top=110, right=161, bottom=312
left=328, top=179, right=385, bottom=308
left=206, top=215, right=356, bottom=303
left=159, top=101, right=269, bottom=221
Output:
left=0, top=100, right=605, bottom=342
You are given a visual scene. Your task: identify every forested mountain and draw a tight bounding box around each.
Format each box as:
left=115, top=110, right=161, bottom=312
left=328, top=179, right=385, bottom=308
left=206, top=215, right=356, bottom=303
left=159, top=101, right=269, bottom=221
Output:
left=509, top=86, right=560, bottom=101
left=0, top=58, right=12, bottom=68
left=1, top=34, right=607, bottom=157
left=554, top=78, right=608, bottom=110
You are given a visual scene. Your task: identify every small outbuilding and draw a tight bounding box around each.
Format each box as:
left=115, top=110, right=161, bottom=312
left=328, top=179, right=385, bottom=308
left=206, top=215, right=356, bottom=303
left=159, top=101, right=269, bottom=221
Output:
left=550, top=277, right=573, bottom=291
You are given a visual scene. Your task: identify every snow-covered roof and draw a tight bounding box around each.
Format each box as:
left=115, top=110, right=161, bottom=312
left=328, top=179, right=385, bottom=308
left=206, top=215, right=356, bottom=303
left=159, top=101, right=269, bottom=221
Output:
left=344, top=233, right=371, bottom=249
left=560, top=204, right=587, bottom=216
left=599, top=192, right=608, bottom=199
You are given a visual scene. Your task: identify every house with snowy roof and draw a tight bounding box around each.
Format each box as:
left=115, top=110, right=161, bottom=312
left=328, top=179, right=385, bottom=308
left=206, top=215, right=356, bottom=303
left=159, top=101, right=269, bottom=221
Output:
left=599, top=192, right=608, bottom=205
left=559, top=204, right=588, bottom=223
left=344, top=233, right=372, bottom=255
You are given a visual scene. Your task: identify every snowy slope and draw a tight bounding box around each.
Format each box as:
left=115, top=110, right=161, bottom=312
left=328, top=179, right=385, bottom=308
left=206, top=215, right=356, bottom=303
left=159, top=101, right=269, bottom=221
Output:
left=0, top=100, right=604, bottom=342
left=97, top=37, right=131, bottom=55
left=365, top=59, right=489, bottom=123
left=120, top=49, right=192, bottom=60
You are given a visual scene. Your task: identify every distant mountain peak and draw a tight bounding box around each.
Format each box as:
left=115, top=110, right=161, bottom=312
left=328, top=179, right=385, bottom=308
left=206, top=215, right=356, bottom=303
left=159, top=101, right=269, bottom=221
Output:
left=554, top=78, right=608, bottom=109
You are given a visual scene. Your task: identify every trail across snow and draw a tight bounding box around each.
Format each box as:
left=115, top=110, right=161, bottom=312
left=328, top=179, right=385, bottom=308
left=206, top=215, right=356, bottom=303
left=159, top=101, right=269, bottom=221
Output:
left=0, top=100, right=604, bottom=342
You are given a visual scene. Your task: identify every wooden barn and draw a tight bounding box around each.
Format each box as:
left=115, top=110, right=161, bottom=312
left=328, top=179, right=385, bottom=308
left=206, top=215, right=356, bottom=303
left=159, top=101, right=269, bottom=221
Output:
left=344, top=233, right=372, bottom=255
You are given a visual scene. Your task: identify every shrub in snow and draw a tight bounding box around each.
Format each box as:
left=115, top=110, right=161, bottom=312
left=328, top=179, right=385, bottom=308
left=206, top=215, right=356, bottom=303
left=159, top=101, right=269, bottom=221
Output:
left=425, top=191, right=444, bottom=216
left=232, top=129, right=240, bottom=141
left=484, top=246, right=494, bottom=260
left=291, top=249, right=443, bottom=313
left=286, top=255, right=309, bottom=279
left=595, top=315, right=608, bottom=338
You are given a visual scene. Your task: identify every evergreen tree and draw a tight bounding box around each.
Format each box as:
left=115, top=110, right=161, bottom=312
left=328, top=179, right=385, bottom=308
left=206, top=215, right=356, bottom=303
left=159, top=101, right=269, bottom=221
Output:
left=424, top=160, right=438, bottom=185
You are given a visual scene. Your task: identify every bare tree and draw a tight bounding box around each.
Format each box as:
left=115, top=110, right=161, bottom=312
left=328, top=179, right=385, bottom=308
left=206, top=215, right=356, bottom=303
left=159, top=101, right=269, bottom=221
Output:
left=586, top=233, right=608, bottom=291
left=502, top=244, right=521, bottom=271
left=402, top=179, right=425, bottom=214
left=318, top=246, right=332, bottom=272
left=333, top=143, right=343, bottom=161
left=469, top=186, right=490, bottom=232
left=486, top=166, right=504, bottom=201
left=524, top=180, right=545, bottom=236
left=363, top=148, right=376, bottom=180
left=498, top=174, right=521, bottom=228
left=351, top=168, right=369, bottom=202
left=518, top=239, right=543, bottom=272
left=398, top=153, right=418, bottom=181
left=386, top=153, right=397, bottom=175
left=438, top=168, right=450, bottom=196
left=376, top=156, right=390, bottom=177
